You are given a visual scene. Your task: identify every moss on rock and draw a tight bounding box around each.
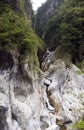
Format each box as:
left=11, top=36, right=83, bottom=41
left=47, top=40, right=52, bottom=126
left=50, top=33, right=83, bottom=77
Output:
left=0, top=1, right=45, bottom=71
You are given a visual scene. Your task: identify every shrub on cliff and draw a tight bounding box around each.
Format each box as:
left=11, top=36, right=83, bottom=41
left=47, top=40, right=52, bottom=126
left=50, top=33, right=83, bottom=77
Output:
left=43, top=0, right=84, bottom=65
left=0, top=1, right=45, bottom=68
left=73, top=120, right=84, bottom=129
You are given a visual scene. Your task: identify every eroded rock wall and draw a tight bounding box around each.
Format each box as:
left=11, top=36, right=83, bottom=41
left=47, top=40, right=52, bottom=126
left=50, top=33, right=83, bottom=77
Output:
left=0, top=50, right=84, bottom=130
left=0, top=0, right=84, bottom=130
left=36, top=0, right=63, bottom=36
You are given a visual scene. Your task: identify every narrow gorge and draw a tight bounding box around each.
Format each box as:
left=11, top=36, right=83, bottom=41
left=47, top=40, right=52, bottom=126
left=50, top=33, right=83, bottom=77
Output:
left=0, top=0, right=84, bottom=130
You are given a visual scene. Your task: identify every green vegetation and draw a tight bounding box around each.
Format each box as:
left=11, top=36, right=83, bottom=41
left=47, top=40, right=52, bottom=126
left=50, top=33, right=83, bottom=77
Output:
left=73, top=120, right=84, bottom=129
left=54, top=45, right=72, bottom=68
left=76, top=70, right=84, bottom=74
left=0, top=1, right=45, bottom=70
left=76, top=61, right=84, bottom=72
left=43, top=0, right=84, bottom=67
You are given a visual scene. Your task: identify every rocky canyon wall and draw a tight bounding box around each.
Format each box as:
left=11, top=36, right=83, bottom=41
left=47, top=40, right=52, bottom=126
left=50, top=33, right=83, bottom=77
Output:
left=36, top=0, right=63, bottom=36
left=0, top=0, right=84, bottom=130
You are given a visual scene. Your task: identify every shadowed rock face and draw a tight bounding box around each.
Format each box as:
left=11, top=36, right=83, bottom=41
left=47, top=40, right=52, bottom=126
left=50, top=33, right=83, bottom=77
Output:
left=3, top=0, right=18, bottom=10
left=0, top=106, right=8, bottom=130
left=0, top=0, right=84, bottom=130
left=0, top=50, right=14, bottom=70
left=24, top=0, right=33, bottom=20
left=3, top=0, right=33, bottom=20
left=36, top=0, right=63, bottom=36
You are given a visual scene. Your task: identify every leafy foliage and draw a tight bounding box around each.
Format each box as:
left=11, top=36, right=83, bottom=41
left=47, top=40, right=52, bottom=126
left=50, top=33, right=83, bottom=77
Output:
left=43, top=0, right=84, bottom=66
left=73, top=120, right=84, bottom=129
left=0, top=1, right=45, bottom=68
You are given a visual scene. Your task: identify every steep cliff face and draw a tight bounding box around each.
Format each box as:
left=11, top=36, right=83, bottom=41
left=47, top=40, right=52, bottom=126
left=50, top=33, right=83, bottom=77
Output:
left=0, top=0, right=44, bottom=96
left=0, top=0, right=84, bottom=130
left=0, top=1, right=44, bottom=129
left=36, top=0, right=63, bottom=36
left=0, top=50, right=84, bottom=130
left=36, top=0, right=84, bottom=67
left=24, top=0, right=33, bottom=20
left=3, top=0, right=33, bottom=19
left=1, top=0, right=44, bottom=64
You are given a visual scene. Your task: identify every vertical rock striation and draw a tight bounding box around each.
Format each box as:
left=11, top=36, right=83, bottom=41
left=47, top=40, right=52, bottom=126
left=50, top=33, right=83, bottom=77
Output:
left=0, top=0, right=84, bottom=130
left=3, top=0, right=33, bottom=20
left=36, top=0, right=63, bottom=36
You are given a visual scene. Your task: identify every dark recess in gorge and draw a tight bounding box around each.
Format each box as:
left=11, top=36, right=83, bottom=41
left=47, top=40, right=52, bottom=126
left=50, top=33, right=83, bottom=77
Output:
left=0, top=50, right=14, bottom=70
